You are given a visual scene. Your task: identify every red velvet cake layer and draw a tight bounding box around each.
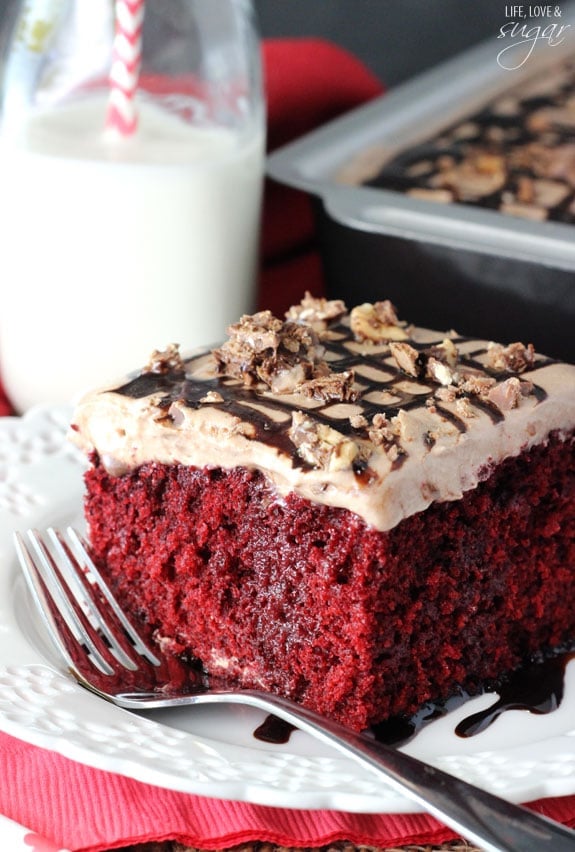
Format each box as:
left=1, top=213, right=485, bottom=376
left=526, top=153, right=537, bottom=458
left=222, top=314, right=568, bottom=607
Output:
left=84, top=431, right=575, bottom=732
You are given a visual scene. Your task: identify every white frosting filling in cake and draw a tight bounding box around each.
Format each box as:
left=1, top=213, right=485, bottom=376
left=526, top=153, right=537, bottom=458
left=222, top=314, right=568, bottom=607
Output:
left=69, top=301, right=575, bottom=532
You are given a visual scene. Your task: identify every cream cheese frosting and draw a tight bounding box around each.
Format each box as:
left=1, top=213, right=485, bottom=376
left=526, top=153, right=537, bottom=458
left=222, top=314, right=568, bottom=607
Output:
left=69, top=298, right=575, bottom=532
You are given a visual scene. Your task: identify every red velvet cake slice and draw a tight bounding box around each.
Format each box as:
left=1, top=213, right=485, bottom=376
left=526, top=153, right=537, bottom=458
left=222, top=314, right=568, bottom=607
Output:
left=70, top=295, right=575, bottom=731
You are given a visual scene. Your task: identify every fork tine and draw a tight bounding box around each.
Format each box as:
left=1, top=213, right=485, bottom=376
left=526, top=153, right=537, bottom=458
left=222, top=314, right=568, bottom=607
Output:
left=14, top=529, right=116, bottom=676
left=46, top=528, right=143, bottom=672
left=64, top=527, right=161, bottom=666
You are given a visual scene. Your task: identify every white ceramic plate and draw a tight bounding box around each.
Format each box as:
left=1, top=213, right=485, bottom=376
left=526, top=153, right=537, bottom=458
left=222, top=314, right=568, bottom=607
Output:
left=1, top=405, right=575, bottom=814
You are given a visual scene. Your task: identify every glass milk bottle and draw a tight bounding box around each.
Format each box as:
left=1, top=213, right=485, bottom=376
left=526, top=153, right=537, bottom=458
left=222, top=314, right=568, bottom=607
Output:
left=0, top=0, right=265, bottom=411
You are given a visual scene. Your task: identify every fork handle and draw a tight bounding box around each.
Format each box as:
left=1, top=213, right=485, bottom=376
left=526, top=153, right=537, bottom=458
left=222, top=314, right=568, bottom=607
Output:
left=208, top=689, right=575, bottom=852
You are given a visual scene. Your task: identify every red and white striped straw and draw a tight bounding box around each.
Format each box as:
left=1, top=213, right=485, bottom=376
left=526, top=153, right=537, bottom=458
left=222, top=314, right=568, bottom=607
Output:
left=105, top=0, right=145, bottom=137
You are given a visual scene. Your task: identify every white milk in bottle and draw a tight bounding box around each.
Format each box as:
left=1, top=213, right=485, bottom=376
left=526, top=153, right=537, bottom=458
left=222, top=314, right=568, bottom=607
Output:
left=0, top=0, right=265, bottom=411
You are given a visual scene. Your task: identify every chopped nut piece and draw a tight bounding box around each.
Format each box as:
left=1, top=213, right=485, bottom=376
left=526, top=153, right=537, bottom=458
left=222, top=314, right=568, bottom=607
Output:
left=350, top=413, right=368, bottom=430
left=368, top=413, right=396, bottom=447
left=389, top=341, right=420, bottom=377
left=428, top=338, right=459, bottom=369
left=457, top=372, right=497, bottom=398
left=350, top=301, right=408, bottom=343
left=289, top=411, right=359, bottom=471
left=144, top=343, right=185, bottom=374
left=487, top=341, right=535, bottom=373
left=426, top=356, right=455, bottom=387
left=455, top=397, right=477, bottom=418
left=487, top=377, right=524, bottom=411
left=285, top=291, right=347, bottom=332
left=385, top=442, right=404, bottom=464
left=200, top=391, right=224, bottom=404
left=434, top=386, right=459, bottom=404
left=269, top=363, right=309, bottom=395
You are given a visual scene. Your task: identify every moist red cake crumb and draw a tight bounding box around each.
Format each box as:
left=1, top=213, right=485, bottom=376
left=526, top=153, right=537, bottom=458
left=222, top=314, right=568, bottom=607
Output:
left=84, top=432, right=575, bottom=732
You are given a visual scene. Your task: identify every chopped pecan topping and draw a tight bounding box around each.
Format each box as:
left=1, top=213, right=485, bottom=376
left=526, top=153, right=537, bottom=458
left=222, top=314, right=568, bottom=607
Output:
left=487, top=341, right=535, bottom=373
left=350, top=301, right=408, bottom=343
left=285, top=291, right=347, bottom=332
left=144, top=343, right=185, bottom=374
left=289, top=411, right=360, bottom=471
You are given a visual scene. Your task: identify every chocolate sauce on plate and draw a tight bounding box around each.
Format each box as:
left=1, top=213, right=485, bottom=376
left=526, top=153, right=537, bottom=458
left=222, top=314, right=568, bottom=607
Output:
left=254, top=647, right=575, bottom=746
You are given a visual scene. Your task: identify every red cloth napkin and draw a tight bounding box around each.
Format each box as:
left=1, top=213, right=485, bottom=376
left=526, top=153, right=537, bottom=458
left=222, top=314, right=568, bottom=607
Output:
left=2, top=37, right=575, bottom=852
left=2, top=729, right=575, bottom=852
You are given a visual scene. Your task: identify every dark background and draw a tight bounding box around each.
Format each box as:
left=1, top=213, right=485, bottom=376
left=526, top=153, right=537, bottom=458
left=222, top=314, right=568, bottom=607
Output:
left=254, top=0, right=509, bottom=87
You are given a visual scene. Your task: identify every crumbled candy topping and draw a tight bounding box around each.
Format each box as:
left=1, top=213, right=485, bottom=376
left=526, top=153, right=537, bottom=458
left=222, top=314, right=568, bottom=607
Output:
left=389, top=342, right=421, bottom=377
left=214, top=302, right=355, bottom=402
left=214, top=310, right=326, bottom=391
left=348, top=411, right=404, bottom=465
left=430, top=151, right=507, bottom=200
left=386, top=333, right=538, bottom=413
left=350, top=301, right=409, bottom=343
left=144, top=343, right=186, bottom=374
left=389, top=338, right=459, bottom=387
left=487, top=341, right=535, bottom=373
left=289, top=411, right=361, bottom=472
left=297, top=371, right=357, bottom=403
left=486, top=376, right=534, bottom=411
left=199, top=298, right=543, bottom=470
left=285, top=290, right=347, bottom=332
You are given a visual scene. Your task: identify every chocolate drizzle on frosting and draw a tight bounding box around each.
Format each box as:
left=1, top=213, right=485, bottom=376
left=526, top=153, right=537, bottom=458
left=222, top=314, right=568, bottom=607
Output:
left=114, top=302, right=550, bottom=475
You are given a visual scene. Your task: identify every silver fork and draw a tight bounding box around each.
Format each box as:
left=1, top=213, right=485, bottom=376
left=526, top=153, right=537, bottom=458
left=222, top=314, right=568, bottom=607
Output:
left=14, top=527, right=575, bottom=852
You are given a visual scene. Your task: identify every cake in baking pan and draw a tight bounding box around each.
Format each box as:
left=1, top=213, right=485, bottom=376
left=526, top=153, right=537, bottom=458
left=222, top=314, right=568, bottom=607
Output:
left=70, top=294, right=575, bottom=730
left=340, top=59, right=575, bottom=225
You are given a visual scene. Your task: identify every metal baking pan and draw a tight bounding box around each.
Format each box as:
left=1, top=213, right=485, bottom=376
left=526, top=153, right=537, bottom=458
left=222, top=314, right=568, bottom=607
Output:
left=267, top=12, right=575, bottom=361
